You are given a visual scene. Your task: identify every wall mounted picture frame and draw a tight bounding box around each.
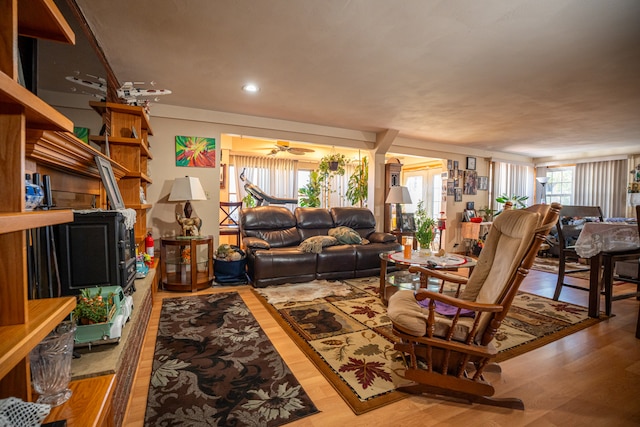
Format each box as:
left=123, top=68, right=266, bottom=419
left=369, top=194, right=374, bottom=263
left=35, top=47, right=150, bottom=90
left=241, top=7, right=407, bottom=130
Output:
left=466, top=156, right=476, bottom=170
left=95, top=155, right=125, bottom=209
left=463, top=170, right=478, bottom=195
left=175, top=135, right=216, bottom=167
left=478, top=176, right=488, bottom=191
left=454, top=187, right=462, bottom=202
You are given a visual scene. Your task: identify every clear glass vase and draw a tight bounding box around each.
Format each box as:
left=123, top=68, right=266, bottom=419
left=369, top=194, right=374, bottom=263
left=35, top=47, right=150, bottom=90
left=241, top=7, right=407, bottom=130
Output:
left=30, top=321, right=76, bottom=406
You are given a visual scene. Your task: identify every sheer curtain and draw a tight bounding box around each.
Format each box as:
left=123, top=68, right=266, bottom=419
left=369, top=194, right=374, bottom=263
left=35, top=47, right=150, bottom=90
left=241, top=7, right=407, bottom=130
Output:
left=574, top=159, right=627, bottom=218
left=491, top=161, right=534, bottom=210
left=326, top=161, right=357, bottom=208
left=231, top=155, right=298, bottom=208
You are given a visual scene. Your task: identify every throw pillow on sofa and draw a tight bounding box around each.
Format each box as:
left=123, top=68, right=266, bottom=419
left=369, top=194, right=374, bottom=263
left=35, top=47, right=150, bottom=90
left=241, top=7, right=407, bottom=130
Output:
left=329, top=226, right=362, bottom=244
left=298, top=235, right=339, bottom=254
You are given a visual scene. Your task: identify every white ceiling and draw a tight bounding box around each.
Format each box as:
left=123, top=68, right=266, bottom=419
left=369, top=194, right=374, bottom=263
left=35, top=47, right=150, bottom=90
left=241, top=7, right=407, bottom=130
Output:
left=41, top=0, right=640, bottom=159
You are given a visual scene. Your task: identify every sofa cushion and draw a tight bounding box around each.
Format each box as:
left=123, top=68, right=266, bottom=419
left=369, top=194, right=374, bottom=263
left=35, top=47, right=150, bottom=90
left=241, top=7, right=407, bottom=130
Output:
left=331, top=207, right=377, bottom=238
left=368, top=231, right=397, bottom=243
left=299, top=235, right=338, bottom=253
left=240, top=206, right=301, bottom=247
left=296, top=208, right=335, bottom=241
left=387, top=290, right=476, bottom=341
left=329, top=226, right=362, bottom=244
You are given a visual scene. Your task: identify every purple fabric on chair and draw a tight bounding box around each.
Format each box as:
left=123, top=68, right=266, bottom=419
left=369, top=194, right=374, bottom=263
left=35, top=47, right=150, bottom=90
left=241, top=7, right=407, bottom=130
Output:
left=417, top=296, right=476, bottom=317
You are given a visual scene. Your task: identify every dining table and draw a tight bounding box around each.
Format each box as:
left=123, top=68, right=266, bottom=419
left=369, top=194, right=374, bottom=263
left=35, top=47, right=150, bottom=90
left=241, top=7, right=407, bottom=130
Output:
left=574, top=221, right=640, bottom=317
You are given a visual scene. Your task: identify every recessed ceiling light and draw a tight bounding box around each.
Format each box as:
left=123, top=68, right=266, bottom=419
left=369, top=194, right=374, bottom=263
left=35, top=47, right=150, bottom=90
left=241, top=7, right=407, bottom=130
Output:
left=242, top=83, right=259, bottom=93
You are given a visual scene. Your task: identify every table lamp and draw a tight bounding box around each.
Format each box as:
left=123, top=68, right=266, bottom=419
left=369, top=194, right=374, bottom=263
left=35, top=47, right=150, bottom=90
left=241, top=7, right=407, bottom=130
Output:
left=169, top=176, right=207, bottom=219
left=385, top=185, right=412, bottom=232
left=536, top=176, right=549, bottom=204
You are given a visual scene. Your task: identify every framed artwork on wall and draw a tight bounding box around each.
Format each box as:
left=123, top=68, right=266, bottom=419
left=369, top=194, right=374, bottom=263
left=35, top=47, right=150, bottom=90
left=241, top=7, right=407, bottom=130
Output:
left=466, top=156, right=476, bottom=170
left=478, top=176, right=488, bottom=191
left=454, top=187, right=462, bottom=202
left=463, top=170, right=478, bottom=195
left=175, top=135, right=216, bottom=167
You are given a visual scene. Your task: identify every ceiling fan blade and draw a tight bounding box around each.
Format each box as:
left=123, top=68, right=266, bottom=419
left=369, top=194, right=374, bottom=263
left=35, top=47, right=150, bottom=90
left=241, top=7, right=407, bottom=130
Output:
left=288, top=148, right=312, bottom=155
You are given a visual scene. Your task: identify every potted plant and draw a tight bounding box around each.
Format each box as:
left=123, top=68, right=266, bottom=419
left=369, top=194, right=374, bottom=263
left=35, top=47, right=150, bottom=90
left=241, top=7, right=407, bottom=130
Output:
left=243, top=192, right=257, bottom=208
left=495, top=194, right=529, bottom=216
left=495, top=194, right=529, bottom=209
left=72, top=287, right=115, bottom=325
left=318, top=153, right=347, bottom=176
left=346, top=156, right=368, bottom=207
left=317, top=153, right=347, bottom=207
left=299, top=170, right=321, bottom=207
left=414, top=200, right=437, bottom=253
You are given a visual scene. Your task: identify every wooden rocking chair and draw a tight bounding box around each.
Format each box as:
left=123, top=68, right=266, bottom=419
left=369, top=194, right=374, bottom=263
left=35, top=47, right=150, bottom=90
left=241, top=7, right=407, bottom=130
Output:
left=387, top=202, right=561, bottom=409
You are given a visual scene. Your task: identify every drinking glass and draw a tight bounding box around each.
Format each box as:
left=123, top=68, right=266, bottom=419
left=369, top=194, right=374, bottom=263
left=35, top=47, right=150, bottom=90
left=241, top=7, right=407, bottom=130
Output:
left=30, top=321, right=76, bottom=406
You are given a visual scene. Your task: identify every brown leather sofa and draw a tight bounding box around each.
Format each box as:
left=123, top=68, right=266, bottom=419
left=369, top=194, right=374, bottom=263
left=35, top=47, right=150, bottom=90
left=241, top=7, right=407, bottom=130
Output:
left=239, top=206, right=402, bottom=287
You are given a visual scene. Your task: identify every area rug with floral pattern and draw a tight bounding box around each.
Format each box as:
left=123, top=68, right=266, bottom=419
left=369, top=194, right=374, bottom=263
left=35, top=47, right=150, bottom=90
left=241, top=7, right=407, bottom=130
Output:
left=144, top=292, right=318, bottom=426
left=254, top=276, right=604, bottom=415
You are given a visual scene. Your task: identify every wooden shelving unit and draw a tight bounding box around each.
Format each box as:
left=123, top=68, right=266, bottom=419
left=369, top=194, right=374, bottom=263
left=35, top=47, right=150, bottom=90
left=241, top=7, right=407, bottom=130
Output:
left=0, top=0, right=77, bottom=402
left=89, top=102, right=153, bottom=246
left=1, top=2, right=115, bottom=424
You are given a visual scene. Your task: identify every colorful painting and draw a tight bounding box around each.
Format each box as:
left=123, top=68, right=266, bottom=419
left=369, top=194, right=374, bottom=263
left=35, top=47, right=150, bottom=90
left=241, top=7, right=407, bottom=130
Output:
left=73, top=127, right=89, bottom=143
left=175, top=136, right=216, bottom=167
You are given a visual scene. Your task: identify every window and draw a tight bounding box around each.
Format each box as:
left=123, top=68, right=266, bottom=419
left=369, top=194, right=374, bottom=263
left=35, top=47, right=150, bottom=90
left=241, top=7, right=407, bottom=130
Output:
left=404, top=167, right=442, bottom=219
left=545, top=167, right=574, bottom=206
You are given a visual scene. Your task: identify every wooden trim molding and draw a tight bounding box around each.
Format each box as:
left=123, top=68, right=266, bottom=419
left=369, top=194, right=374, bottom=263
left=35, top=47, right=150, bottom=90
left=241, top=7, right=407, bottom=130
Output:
left=26, top=129, right=127, bottom=179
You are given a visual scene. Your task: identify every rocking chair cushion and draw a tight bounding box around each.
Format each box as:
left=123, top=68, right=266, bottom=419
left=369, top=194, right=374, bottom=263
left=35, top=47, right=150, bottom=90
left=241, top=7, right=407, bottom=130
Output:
left=387, top=290, right=476, bottom=341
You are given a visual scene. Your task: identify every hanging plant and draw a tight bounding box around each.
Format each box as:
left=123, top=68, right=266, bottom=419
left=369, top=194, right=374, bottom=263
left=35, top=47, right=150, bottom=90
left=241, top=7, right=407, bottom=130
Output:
left=318, top=153, right=347, bottom=176
left=346, top=156, right=368, bottom=207
left=317, top=153, right=347, bottom=208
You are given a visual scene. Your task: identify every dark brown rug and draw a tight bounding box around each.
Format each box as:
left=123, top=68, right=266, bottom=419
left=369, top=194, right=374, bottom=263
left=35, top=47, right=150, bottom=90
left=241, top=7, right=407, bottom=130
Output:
left=255, top=277, right=604, bottom=415
left=144, top=292, right=318, bottom=426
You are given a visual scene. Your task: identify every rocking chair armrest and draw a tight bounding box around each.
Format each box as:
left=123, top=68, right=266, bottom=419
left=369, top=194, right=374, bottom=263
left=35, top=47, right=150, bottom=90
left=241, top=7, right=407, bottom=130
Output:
left=394, top=327, right=498, bottom=357
left=414, top=290, right=504, bottom=313
left=408, top=266, right=469, bottom=285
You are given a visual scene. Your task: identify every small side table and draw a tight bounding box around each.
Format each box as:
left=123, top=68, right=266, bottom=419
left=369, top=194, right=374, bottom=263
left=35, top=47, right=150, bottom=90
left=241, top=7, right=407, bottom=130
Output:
left=160, top=235, right=214, bottom=292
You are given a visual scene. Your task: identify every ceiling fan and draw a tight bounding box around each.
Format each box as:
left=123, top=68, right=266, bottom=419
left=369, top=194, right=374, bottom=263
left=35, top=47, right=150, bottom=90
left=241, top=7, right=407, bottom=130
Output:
left=266, top=140, right=315, bottom=156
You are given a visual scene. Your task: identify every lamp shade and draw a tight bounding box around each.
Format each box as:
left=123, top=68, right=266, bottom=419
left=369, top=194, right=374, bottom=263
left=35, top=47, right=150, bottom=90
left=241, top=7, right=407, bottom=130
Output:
left=385, top=186, right=412, bottom=204
left=536, top=176, right=549, bottom=185
left=169, top=176, right=207, bottom=202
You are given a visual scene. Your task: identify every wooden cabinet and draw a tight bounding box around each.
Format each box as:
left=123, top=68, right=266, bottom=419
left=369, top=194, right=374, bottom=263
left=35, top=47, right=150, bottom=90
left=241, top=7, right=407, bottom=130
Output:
left=0, top=0, right=76, bottom=402
left=89, top=102, right=153, bottom=246
left=160, top=236, right=214, bottom=292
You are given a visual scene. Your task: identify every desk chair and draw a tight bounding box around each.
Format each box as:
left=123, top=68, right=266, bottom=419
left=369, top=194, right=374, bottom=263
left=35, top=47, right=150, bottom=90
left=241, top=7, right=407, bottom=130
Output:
left=219, top=201, right=242, bottom=246
left=552, top=205, right=603, bottom=300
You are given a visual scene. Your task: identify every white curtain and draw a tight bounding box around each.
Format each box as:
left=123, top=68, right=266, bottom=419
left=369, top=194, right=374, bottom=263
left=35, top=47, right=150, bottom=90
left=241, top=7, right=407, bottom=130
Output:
left=491, top=161, right=534, bottom=210
left=231, top=155, right=298, bottom=209
left=574, top=159, right=627, bottom=218
left=325, top=161, right=357, bottom=208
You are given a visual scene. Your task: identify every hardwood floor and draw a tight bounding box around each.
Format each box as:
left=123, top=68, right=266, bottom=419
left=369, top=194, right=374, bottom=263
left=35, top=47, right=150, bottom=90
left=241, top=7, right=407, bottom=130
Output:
left=123, top=270, right=640, bottom=426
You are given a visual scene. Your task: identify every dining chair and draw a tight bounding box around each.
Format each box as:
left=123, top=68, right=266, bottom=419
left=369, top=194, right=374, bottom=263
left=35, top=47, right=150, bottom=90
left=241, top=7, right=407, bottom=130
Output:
left=219, top=201, right=243, bottom=246
left=552, top=205, right=603, bottom=300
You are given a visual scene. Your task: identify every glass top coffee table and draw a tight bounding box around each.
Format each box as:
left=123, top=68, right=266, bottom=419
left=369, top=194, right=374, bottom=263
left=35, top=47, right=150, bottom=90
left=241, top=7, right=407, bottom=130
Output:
left=379, top=250, right=477, bottom=305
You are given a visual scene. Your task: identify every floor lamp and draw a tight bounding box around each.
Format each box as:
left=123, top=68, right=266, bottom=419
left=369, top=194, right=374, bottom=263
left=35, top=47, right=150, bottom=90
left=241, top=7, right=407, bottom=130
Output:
left=385, top=185, right=412, bottom=232
left=536, top=176, right=549, bottom=204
